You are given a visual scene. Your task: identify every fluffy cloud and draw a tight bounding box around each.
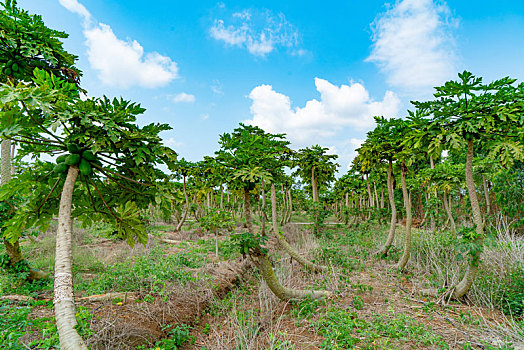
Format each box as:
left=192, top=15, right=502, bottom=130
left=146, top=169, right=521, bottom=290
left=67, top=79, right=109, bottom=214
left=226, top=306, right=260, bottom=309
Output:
left=60, top=0, right=179, bottom=88
left=246, top=78, right=400, bottom=144
left=210, top=9, right=300, bottom=57
left=367, top=0, right=457, bottom=95
left=172, top=92, right=195, bottom=103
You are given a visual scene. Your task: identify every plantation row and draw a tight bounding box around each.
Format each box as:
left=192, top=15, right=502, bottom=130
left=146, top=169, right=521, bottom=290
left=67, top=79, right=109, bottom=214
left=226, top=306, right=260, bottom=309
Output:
left=0, top=1, right=523, bottom=349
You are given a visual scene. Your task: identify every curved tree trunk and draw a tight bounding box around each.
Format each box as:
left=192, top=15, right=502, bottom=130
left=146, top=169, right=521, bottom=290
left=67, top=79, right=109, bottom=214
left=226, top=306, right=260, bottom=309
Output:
left=396, top=161, right=412, bottom=271
left=175, top=175, right=189, bottom=232
left=378, top=160, right=397, bottom=256
left=270, top=184, right=326, bottom=273
left=249, top=254, right=330, bottom=301
left=245, top=186, right=330, bottom=301
left=54, top=165, right=88, bottom=350
left=453, top=140, right=484, bottom=299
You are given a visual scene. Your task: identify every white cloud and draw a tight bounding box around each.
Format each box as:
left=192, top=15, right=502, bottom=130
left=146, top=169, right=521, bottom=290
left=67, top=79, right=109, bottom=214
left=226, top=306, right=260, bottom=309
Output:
left=210, top=9, right=300, bottom=57
left=60, top=0, right=179, bottom=89
left=165, top=137, right=183, bottom=148
left=201, top=114, right=210, bottom=120
left=211, top=79, right=223, bottom=95
left=172, top=92, right=195, bottom=103
left=246, top=78, right=400, bottom=144
left=367, top=0, right=457, bottom=95
left=58, top=0, right=91, bottom=25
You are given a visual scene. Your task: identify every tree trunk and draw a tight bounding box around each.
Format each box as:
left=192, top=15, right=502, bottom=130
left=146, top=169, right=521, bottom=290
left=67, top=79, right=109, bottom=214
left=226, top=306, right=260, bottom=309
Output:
left=379, top=160, right=397, bottom=256
left=366, top=174, right=374, bottom=207
left=453, top=139, right=484, bottom=299
left=260, top=182, right=267, bottom=236
left=373, top=182, right=379, bottom=209
left=54, top=165, right=88, bottom=350
left=482, top=175, right=491, bottom=215
left=220, top=184, right=224, bottom=210
left=429, top=156, right=436, bottom=233
left=311, top=166, right=318, bottom=202
left=175, top=175, right=189, bottom=232
left=396, top=161, right=412, bottom=271
left=249, top=254, right=330, bottom=301
left=285, top=189, right=293, bottom=224
left=270, top=184, right=326, bottom=273
left=443, top=192, right=456, bottom=234
left=380, top=188, right=385, bottom=209
left=2, top=140, right=47, bottom=281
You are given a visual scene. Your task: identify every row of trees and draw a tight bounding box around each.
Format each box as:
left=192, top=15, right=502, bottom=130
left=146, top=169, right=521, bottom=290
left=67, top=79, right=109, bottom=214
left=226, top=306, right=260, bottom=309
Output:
left=332, top=71, right=524, bottom=299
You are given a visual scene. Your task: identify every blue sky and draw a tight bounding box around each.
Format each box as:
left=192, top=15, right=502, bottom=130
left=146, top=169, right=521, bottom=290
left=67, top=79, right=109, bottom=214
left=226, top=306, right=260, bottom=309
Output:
left=19, top=0, right=524, bottom=171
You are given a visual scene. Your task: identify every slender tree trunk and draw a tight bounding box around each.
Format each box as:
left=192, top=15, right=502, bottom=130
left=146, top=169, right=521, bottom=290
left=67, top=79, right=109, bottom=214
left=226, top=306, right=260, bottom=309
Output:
left=366, top=174, right=374, bottom=207
left=430, top=156, right=437, bottom=233
left=397, top=161, right=412, bottom=271
left=220, top=184, right=224, bottom=210
left=270, top=184, right=325, bottom=272
left=175, top=175, right=189, bottom=232
left=482, top=175, right=491, bottom=215
left=453, top=140, right=484, bottom=299
left=261, top=182, right=267, bottom=236
left=443, top=192, right=456, bottom=234
left=311, top=166, right=318, bottom=202
left=246, top=186, right=329, bottom=301
left=54, top=165, right=88, bottom=350
left=379, top=160, right=397, bottom=256
left=373, top=182, right=379, bottom=209
left=285, top=189, right=293, bottom=224
left=2, top=140, right=48, bottom=281
left=380, top=188, right=385, bottom=209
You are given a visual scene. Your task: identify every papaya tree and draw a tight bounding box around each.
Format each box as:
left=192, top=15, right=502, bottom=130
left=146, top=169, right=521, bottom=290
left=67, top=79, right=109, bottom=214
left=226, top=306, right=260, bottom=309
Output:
left=415, top=71, right=524, bottom=298
left=0, top=69, right=176, bottom=349
left=0, top=0, right=80, bottom=280
left=216, top=124, right=330, bottom=300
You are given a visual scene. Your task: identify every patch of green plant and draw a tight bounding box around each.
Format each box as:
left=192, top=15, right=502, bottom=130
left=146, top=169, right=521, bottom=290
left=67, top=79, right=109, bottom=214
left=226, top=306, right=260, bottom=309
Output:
left=76, top=246, right=202, bottom=295
left=137, top=323, right=194, bottom=350
left=0, top=301, right=93, bottom=350
left=315, top=307, right=448, bottom=349
left=291, top=296, right=325, bottom=319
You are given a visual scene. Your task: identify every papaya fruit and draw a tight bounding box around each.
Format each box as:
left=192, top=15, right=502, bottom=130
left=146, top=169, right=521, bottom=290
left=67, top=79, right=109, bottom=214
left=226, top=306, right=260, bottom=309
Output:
left=12, top=63, right=18, bottom=72
left=56, top=154, right=68, bottom=164
left=53, top=163, right=68, bottom=174
left=79, top=159, right=92, bottom=176
left=65, top=154, right=81, bottom=165
left=66, top=143, right=81, bottom=154
left=82, top=150, right=96, bottom=161
left=4, top=68, right=11, bottom=75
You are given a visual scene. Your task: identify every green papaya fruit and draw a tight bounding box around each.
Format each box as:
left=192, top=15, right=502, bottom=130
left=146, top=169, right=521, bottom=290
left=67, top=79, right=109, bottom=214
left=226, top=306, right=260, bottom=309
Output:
left=66, top=143, right=81, bottom=154
left=56, top=155, right=68, bottom=164
left=12, top=63, right=18, bottom=72
left=53, top=163, right=68, bottom=174
left=5, top=68, right=11, bottom=75
left=65, top=154, right=81, bottom=165
left=79, top=159, right=92, bottom=176
left=82, top=150, right=96, bottom=161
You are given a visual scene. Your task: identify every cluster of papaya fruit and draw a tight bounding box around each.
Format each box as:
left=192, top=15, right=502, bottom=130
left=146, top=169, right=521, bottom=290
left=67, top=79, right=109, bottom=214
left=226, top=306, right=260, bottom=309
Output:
left=53, top=144, right=99, bottom=177
left=1, top=56, right=26, bottom=79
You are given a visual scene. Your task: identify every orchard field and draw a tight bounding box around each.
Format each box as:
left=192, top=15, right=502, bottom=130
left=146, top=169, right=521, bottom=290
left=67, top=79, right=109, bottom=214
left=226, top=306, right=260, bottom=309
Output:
left=0, top=1, right=523, bottom=350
